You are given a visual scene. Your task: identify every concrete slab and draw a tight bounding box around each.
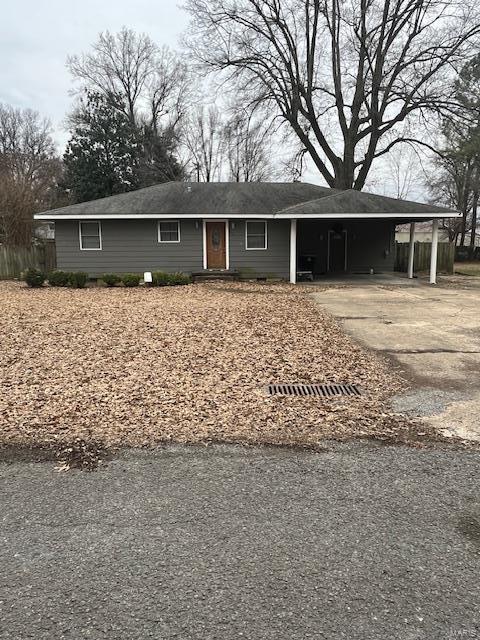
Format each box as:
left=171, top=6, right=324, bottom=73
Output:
left=310, top=277, right=480, bottom=441
left=303, top=272, right=418, bottom=286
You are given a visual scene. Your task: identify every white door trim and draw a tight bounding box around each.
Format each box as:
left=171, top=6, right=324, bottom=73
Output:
left=327, top=229, right=348, bottom=272
left=202, top=219, right=229, bottom=270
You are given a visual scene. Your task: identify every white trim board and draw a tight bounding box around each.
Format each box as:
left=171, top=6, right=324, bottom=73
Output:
left=273, top=212, right=461, bottom=220
left=35, top=211, right=461, bottom=221
left=202, top=219, right=230, bottom=270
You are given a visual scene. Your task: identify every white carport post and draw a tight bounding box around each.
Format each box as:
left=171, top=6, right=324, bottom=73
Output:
left=290, top=219, right=297, bottom=284
left=429, top=218, right=439, bottom=285
left=407, top=222, right=415, bottom=279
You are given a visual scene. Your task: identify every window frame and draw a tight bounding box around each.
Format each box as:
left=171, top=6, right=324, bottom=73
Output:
left=158, top=220, right=181, bottom=244
left=79, top=221, right=102, bottom=251
left=245, top=220, right=268, bottom=251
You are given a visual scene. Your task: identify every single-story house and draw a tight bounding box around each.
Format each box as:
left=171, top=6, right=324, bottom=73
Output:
left=35, top=182, right=459, bottom=284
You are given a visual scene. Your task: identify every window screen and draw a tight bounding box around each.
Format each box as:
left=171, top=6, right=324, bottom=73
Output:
left=158, top=221, right=180, bottom=243
left=79, top=222, right=101, bottom=250
left=246, top=221, right=267, bottom=249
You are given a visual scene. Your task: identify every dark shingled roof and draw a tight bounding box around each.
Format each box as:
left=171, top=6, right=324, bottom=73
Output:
left=277, top=189, right=455, bottom=216
left=40, top=182, right=334, bottom=216
left=37, top=181, right=457, bottom=217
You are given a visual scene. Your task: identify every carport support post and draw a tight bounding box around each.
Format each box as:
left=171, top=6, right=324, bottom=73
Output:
left=408, top=222, right=415, bottom=279
left=430, top=219, right=439, bottom=285
left=290, top=219, right=297, bottom=284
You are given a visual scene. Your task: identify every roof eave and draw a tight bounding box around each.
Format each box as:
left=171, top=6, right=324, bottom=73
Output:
left=35, top=211, right=461, bottom=221
left=274, top=211, right=460, bottom=219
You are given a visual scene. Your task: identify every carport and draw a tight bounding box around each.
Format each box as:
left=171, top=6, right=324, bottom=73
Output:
left=277, top=189, right=460, bottom=284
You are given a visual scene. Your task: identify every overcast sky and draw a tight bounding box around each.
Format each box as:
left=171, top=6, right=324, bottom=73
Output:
left=0, top=0, right=189, bottom=144
left=0, top=0, right=428, bottom=198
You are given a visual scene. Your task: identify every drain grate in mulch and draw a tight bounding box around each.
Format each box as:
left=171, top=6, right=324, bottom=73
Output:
left=267, top=383, right=362, bottom=398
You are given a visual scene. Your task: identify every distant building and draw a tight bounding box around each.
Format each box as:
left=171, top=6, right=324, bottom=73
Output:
left=396, top=222, right=480, bottom=246
left=33, top=221, right=55, bottom=241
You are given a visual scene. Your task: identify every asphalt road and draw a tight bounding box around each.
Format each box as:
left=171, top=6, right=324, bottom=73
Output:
left=1, top=443, right=479, bottom=640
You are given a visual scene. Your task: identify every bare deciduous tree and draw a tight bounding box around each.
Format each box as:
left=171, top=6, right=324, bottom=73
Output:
left=223, top=110, right=279, bottom=182
left=428, top=165, right=471, bottom=244
left=427, top=54, right=480, bottom=248
left=67, top=28, right=190, bottom=132
left=0, top=104, right=60, bottom=246
left=185, top=0, right=480, bottom=190
left=184, top=106, right=225, bottom=181
left=384, top=147, right=419, bottom=201
left=427, top=140, right=479, bottom=245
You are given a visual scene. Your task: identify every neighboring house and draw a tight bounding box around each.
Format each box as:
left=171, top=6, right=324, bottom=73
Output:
left=396, top=221, right=450, bottom=244
left=396, top=222, right=480, bottom=246
left=33, top=221, right=55, bottom=241
left=35, top=182, right=458, bottom=282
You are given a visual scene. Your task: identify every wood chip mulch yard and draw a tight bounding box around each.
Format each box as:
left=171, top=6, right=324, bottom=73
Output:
left=0, top=280, right=436, bottom=455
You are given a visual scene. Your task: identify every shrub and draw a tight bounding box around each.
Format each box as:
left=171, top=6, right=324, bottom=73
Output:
left=69, top=272, right=88, bottom=288
left=152, top=271, right=171, bottom=286
left=121, top=273, right=141, bottom=287
left=102, top=273, right=121, bottom=287
left=48, top=270, right=71, bottom=287
left=170, top=272, right=191, bottom=286
left=23, top=268, right=46, bottom=288
left=152, top=271, right=191, bottom=286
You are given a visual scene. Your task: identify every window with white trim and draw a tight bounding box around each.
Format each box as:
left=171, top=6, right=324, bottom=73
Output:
left=246, top=220, right=267, bottom=250
left=158, top=220, right=180, bottom=243
left=79, top=221, right=102, bottom=250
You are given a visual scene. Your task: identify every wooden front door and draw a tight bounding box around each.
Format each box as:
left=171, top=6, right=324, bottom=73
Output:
left=206, top=222, right=226, bottom=269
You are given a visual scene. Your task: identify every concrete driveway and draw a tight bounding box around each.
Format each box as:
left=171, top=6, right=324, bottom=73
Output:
left=310, top=276, right=480, bottom=441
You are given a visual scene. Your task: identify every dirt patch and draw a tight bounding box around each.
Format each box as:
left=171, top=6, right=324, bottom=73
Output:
left=0, top=280, right=440, bottom=450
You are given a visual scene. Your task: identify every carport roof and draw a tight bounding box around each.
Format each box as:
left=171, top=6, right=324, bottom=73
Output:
left=275, top=189, right=457, bottom=219
left=34, top=181, right=459, bottom=220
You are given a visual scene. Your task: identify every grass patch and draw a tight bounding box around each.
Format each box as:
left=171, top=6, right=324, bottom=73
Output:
left=454, top=262, right=480, bottom=276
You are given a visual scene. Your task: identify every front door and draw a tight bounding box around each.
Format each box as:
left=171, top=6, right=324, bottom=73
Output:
left=328, top=229, right=347, bottom=272
left=206, top=222, right=226, bottom=269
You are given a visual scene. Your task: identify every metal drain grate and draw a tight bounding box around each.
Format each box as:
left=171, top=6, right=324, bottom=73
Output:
left=267, top=383, right=362, bottom=398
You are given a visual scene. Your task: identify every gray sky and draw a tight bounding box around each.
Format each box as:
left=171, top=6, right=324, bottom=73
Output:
left=0, top=0, right=428, bottom=198
left=0, top=0, right=189, bottom=144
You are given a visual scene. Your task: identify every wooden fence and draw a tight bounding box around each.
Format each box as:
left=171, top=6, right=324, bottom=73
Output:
left=0, top=242, right=56, bottom=279
left=395, top=241, right=455, bottom=274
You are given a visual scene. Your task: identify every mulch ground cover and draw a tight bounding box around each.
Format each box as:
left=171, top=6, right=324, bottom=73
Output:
left=0, top=280, right=445, bottom=461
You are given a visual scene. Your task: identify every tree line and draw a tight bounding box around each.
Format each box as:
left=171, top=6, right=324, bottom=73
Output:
left=1, top=1, right=480, bottom=249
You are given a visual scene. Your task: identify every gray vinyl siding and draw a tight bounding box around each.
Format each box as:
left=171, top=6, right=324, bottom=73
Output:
left=297, top=220, right=395, bottom=274
left=55, top=220, right=203, bottom=277
left=55, top=217, right=395, bottom=280
left=229, top=220, right=290, bottom=279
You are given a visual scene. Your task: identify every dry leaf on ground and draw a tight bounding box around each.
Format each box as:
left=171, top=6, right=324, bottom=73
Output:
left=0, top=281, right=435, bottom=451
